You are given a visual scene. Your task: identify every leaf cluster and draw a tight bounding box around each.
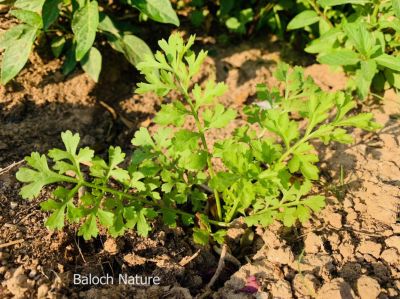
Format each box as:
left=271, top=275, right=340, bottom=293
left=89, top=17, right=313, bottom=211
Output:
left=16, top=34, right=380, bottom=244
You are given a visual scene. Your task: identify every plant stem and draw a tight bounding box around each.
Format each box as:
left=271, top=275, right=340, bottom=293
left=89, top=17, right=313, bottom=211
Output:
left=224, top=189, right=240, bottom=223
left=62, top=173, right=230, bottom=227
left=61, top=174, right=193, bottom=218
left=278, top=132, right=312, bottom=164
left=209, top=219, right=230, bottom=227
left=307, top=0, right=334, bottom=28
left=371, top=1, right=380, bottom=25
left=178, top=85, right=223, bottom=221
left=85, top=180, right=195, bottom=216
left=250, top=197, right=316, bottom=218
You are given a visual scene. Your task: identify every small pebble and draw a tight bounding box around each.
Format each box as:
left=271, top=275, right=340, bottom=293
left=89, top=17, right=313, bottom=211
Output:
left=10, top=202, right=18, bottom=209
left=29, top=269, right=37, bottom=279
left=0, top=266, right=7, bottom=275
left=4, top=271, right=11, bottom=279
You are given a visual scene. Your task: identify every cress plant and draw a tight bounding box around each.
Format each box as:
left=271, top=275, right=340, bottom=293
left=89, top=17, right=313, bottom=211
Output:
left=16, top=34, right=380, bottom=244
left=0, top=0, right=179, bottom=84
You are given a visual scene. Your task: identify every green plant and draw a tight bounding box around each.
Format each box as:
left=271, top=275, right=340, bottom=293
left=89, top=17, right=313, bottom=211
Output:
left=287, top=0, right=400, bottom=98
left=184, top=0, right=283, bottom=36
left=0, top=0, right=179, bottom=84
left=16, top=34, right=380, bottom=244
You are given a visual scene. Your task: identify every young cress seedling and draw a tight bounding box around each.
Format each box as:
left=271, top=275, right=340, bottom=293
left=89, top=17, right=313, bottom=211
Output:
left=16, top=33, right=380, bottom=244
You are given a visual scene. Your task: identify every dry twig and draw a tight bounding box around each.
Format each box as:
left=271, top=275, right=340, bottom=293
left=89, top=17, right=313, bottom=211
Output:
left=0, top=239, right=24, bottom=248
left=207, top=244, right=228, bottom=289
left=179, top=249, right=201, bottom=267
left=213, top=245, right=241, bottom=267
left=0, top=160, right=24, bottom=176
left=74, top=235, right=87, bottom=264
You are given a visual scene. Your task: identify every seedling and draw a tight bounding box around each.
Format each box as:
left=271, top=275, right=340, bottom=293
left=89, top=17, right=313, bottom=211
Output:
left=16, top=34, right=380, bottom=244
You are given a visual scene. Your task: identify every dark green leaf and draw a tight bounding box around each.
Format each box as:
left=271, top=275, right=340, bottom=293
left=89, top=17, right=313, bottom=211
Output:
left=129, top=0, right=179, bottom=26
left=109, top=34, right=153, bottom=67
left=318, top=0, right=371, bottom=7
left=81, top=46, right=102, bottom=82
left=42, top=0, right=62, bottom=30
left=51, top=36, right=66, bottom=58
left=71, top=1, right=99, bottom=61
left=62, top=44, right=77, bottom=75
left=1, top=26, right=37, bottom=84
left=98, top=12, right=120, bottom=37
left=287, top=10, right=320, bottom=30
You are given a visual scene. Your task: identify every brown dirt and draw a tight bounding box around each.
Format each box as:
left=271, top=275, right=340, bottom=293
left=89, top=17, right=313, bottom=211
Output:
left=1, top=23, right=400, bottom=298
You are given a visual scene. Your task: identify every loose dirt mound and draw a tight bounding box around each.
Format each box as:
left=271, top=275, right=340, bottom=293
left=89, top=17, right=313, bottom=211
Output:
left=1, top=36, right=399, bottom=298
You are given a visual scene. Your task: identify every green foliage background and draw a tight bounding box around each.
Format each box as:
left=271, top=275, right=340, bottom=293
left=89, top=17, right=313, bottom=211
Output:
left=1, top=0, right=399, bottom=98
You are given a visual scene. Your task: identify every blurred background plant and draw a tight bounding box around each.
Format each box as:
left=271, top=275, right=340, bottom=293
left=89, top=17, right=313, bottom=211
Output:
left=1, top=0, right=399, bottom=99
left=176, top=0, right=399, bottom=98
left=0, top=0, right=179, bottom=84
